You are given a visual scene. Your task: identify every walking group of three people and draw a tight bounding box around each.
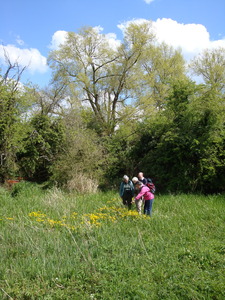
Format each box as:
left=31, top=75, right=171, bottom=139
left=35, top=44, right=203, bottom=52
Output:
left=119, top=172, right=154, bottom=216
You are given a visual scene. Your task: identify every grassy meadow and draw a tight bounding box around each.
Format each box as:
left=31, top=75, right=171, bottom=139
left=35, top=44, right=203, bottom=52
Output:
left=0, top=182, right=224, bottom=299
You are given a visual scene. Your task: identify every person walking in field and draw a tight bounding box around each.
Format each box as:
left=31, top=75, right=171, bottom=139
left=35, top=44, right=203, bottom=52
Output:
left=135, top=181, right=154, bottom=216
left=132, top=177, right=143, bottom=215
left=119, top=175, right=134, bottom=210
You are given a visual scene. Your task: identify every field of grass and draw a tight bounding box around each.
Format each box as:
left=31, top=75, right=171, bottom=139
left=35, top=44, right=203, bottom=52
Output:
left=0, top=182, right=224, bottom=299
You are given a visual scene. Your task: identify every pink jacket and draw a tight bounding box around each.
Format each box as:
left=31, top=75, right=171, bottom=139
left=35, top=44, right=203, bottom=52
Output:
left=135, top=185, right=154, bottom=200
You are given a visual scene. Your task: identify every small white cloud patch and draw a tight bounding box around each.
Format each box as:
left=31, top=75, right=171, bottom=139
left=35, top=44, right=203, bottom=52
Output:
left=16, top=35, right=25, bottom=46
left=48, top=30, right=68, bottom=50
left=0, top=44, right=48, bottom=74
left=143, top=0, right=155, bottom=4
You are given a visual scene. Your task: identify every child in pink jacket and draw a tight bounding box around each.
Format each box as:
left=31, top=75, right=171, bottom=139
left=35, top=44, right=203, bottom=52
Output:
left=135, top=181, right=154, bottom=216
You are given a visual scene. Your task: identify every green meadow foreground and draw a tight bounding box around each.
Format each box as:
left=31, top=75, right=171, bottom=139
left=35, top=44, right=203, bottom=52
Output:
left=0, top=183, right=224, bottom=300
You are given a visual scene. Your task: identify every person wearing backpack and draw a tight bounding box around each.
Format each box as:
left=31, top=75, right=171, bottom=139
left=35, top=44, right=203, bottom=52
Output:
left=145, top=178, right=156, bottom=194
left=135, top=181, right=154, bottom=216
left=138, top=172, right=147, bottom=185
left=138, top=172, right=156, bottom=194
left=119, top=175, right=134, bottom=210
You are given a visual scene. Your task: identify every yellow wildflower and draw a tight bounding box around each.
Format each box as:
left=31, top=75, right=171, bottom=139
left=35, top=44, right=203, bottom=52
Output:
left=29, top=211, right=46, bottom=218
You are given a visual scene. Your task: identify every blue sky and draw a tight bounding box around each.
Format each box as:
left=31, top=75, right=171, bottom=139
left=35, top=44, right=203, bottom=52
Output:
left=1, top=0, right=225, bottom=87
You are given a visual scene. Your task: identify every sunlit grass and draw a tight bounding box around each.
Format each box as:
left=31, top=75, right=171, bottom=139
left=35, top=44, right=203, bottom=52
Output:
left=0, top=183, right=224, bottom=299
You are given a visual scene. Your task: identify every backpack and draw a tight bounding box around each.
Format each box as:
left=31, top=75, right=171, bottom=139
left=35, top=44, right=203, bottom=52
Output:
left=146, top=178, right=156, bottom=194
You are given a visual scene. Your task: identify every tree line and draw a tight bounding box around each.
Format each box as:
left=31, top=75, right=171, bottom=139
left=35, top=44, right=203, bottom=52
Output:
left=0, top=23, right=224, bottom=193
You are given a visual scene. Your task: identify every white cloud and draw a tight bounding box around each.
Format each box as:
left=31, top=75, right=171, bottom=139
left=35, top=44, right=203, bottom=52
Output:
left=153, top=19, right=207, bottom=57
left=210, top=39, right=225, bottom=49
left=0, top=44, right=48, bottom=73
left=144, top=0, right=155, bottom=3
left=105, top=33, right=121, bottom=50
left=118, top=18, right=225, bottom=61
left=48, top=30, right=68, bottom=50
left=153, top=18, right=225, bottom=60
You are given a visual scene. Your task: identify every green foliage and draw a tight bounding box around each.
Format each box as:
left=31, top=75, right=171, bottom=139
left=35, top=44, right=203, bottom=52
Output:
left=17, top=114, right=66, bottom=182
left=188, top=91, right=225, bottom=192
left=49, top=112, right=105, bottom=189
left=48, top=24, right=157, bottom=136
left=132, top=80, right=225, bottom=193
left=190, top=47, right=225, bottom=92
left=101, top=128, right=139, bottom=189
left=1, top=26, right=225, bottom=194
left=10, top=180, right=45, bottom=198
left=0, top=76, right=32, bottom=180
left=0, top=188, right=224, bottom=299
left=138, top=42, right=187, bottom=110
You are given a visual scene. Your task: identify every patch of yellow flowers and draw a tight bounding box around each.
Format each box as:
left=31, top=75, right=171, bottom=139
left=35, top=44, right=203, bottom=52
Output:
left=1, top=198, right=147, bottom=231
left=26, top=199, right=147, bottom=231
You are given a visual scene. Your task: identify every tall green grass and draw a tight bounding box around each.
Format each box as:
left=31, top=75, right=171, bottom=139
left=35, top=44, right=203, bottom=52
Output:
left=0, top=182, right=224, bottom=299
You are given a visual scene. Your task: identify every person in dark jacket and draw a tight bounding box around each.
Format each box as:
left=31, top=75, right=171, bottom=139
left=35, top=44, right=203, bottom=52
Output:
left=138, top=172, right=147, bottom=185
left=119, top=175, right=134, bottom=210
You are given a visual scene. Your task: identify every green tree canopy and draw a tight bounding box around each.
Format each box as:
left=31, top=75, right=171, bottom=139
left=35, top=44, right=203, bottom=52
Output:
left=48, top=23, right=155, bottom=136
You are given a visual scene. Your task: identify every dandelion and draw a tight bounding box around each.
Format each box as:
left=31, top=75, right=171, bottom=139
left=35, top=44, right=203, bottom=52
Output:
left=108, top=216, right=117, bottom=222
left=36, top=218, right=45, bottom=222
left=47, top=219, right=58, bottom=227
left=71, top=212, right=78, bottom=219
left=67, top=225, right=77, bottom=231
left=29, top=211, right=46, bottom=218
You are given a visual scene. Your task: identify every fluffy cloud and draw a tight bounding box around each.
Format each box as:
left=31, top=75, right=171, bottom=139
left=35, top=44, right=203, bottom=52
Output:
left=105, top=32, right=121, bottom=50
left=154, top=18, right=209, bottom=51
left=0, top=44, right=48, bottom=74
left=48, top=30, right=68, bottom=50
left=118, top=18, right=225, bottom=61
